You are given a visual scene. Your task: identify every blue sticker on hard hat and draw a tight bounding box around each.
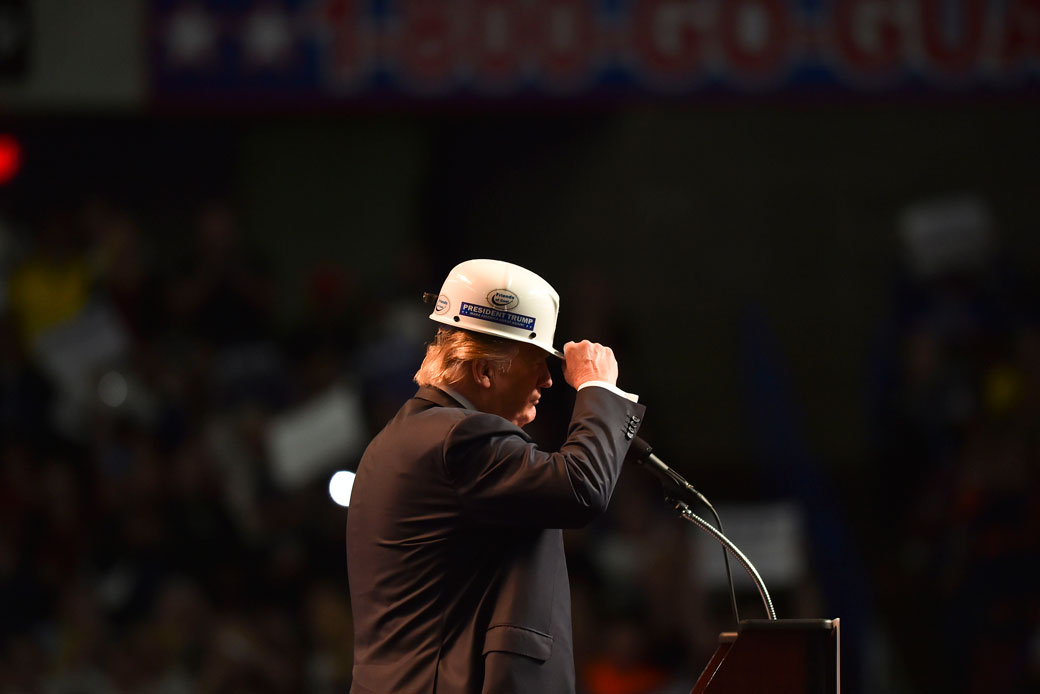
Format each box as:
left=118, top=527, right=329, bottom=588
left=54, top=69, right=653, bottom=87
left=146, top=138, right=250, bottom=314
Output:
left=460, top=302, right=535, bottom=331
left=434, top=295, right=450, bottom=314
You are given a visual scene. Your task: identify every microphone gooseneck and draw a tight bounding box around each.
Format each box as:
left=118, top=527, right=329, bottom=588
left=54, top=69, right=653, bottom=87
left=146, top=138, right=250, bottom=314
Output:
left=625, top=436, right=776, bottom=622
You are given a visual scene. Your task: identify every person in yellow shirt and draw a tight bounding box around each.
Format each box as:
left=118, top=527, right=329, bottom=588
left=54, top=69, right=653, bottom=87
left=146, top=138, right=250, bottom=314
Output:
left=7, top=218, right=92, bottom=348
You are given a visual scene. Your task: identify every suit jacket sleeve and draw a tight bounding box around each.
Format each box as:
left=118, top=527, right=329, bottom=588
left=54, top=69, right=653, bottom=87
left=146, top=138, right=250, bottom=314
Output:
left=442, top=385, right=646, bottom=529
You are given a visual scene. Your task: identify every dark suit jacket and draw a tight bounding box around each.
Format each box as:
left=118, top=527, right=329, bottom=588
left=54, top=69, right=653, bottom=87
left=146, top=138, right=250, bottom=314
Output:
left=346, top=384, right=645, bottom=694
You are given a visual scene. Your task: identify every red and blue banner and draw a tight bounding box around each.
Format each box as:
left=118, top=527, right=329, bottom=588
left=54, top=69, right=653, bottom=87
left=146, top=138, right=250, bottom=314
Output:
left=149, top=0, right=1040, bottom=104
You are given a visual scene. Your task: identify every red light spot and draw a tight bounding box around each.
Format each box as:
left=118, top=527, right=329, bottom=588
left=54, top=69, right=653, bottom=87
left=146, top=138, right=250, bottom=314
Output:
left=0, top=135, right=22, bottom=185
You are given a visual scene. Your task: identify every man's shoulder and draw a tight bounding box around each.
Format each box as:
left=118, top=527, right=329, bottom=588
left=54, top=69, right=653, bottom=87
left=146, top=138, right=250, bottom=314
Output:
left=402, top=401, right=522, bottom=443
left=380, top=390, right=488, bottom=438
left=380, top=392, right=470, bottom=434
left=438, top=410, right=534, bottom=458
left=405, top=387, right=520, bottom=434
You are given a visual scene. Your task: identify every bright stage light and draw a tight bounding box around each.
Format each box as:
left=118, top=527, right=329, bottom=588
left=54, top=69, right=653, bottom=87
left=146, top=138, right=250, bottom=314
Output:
left=329, top=470, right=356, bottom=507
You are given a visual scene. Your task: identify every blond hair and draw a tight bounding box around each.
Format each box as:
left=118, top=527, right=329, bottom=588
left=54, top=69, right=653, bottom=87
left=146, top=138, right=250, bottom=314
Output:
left=414, top=327, right=518, bottom=387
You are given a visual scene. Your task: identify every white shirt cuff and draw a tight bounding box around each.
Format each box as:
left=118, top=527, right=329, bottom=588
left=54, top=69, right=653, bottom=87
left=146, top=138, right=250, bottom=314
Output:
left=577, top=381, right=639, bottom=403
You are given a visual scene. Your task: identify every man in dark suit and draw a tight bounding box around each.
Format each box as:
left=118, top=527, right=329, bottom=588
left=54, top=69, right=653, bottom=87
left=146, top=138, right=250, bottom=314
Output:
left=347, top=259, right=645, bottom=693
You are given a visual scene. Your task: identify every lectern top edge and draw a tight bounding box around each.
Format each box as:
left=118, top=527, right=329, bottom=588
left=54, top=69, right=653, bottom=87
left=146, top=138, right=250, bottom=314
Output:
left=738, top=618, right=836, bottom=632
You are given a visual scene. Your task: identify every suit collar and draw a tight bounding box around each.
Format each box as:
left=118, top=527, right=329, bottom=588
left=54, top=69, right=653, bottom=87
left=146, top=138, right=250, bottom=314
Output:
left=414, top=385, right=468, bottom=409
left=438, top=385, right=476, bottom=410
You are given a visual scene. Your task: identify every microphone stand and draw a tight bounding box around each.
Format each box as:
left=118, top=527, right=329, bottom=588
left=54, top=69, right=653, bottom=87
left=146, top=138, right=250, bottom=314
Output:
left=672, top=501, right=776, bottom=622
left=627, top=438, right=777, bottom=622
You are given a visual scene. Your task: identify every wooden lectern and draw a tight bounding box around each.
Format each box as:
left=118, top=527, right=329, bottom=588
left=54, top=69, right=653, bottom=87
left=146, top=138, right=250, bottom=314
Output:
left=623, top=442, right=840, bottom=693
left=691, top=619, right=840, bottom=694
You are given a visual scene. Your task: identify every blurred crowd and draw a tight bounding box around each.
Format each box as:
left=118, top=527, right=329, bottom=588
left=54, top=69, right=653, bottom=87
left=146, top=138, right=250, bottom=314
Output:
left=870, top=198, right=1040, bottom=693
left=0, top=196, right=724, bottom=694
left=1, top=198, right=364, bottom=693
left=0, top=191, right=1038, bottom=694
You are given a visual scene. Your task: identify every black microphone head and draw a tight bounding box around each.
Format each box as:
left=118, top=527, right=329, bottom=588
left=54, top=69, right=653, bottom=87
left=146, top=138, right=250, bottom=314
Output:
left=625, top=435, right=653, bottom=464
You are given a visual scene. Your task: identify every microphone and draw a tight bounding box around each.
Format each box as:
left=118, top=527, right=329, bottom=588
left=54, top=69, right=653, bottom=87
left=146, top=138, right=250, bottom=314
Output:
left=625, top=436, right=708, bottom=508
left=626, top=435, right=757, bottom=623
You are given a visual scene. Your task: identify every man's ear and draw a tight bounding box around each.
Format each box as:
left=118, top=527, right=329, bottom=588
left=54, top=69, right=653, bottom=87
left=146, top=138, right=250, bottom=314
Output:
left=471, top=359, right=493, bottom=390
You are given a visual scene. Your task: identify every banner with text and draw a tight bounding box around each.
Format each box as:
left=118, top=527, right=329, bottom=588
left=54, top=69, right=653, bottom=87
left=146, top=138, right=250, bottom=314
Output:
left=149, top=0, right=1040, bottom=104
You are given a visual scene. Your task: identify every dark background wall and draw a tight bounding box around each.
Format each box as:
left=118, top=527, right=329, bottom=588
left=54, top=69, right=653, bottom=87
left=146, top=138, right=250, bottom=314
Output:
left=221, top=104, right=1040, bottom=480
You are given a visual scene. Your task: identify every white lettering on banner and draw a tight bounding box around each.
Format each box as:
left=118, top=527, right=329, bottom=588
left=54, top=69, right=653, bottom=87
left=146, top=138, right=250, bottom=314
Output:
left=314, top=0, right=372, bottom=89
left=154, top=0, right=1040, bottom=95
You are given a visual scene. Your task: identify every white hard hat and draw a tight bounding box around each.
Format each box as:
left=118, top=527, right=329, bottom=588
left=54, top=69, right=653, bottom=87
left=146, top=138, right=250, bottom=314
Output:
left=426, top=259, right=563, bottom=358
